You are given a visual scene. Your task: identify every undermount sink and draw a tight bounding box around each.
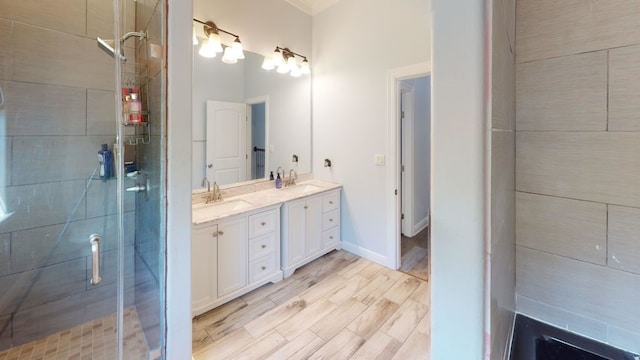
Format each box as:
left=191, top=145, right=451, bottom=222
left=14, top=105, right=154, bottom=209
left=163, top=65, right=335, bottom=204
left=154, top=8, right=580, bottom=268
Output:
left=193, top=199, right=253, bottom=223
left=280, top=183, right=322, bottom=195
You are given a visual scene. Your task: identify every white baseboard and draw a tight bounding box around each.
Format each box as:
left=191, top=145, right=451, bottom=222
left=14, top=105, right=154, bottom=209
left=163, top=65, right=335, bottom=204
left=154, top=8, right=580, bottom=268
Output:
left=341, top=241, right=394, bottom=269
left=413, top=215, right=429, bottom=235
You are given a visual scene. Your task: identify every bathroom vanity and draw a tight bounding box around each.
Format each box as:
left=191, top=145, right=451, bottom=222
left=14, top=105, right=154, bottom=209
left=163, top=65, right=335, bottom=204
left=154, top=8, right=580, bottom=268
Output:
left=191, top=179, right=341, bottom=317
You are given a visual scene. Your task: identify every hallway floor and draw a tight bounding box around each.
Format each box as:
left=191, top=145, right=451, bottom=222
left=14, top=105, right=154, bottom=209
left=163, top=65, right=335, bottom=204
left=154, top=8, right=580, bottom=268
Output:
left=192, top=250, right=430, bottom=359
left=399, top=227, right=429, bottom=281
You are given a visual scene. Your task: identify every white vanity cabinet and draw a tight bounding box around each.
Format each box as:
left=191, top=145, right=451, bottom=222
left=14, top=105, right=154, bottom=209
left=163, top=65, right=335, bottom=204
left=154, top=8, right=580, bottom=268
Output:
left=191, top=205, right=282, bottom=317
left=282, top=189, right=342, bottom=278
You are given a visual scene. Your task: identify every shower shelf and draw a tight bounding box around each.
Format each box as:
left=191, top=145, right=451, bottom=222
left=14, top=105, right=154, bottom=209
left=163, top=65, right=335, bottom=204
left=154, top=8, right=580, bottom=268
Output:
left=123, top=120, right=149, bottom=127
left=125, top=134, right=150, bottom=145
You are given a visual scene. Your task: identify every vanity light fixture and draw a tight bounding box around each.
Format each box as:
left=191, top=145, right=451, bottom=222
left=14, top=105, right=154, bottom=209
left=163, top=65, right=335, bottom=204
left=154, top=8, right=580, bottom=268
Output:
left=262, top=46, right=311, bottom=76
left=193, top=18, right=245, bottom=61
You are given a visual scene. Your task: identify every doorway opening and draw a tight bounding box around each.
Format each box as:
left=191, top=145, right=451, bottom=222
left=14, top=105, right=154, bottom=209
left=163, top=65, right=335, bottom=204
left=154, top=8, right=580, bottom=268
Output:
left=387, top=63, right=431, bottom=280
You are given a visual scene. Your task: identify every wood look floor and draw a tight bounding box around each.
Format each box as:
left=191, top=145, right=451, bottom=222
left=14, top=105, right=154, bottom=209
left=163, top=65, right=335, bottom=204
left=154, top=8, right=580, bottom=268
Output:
left=192, top=250, right=430, bottom=360
left=399, top=227, right=429, bottom=281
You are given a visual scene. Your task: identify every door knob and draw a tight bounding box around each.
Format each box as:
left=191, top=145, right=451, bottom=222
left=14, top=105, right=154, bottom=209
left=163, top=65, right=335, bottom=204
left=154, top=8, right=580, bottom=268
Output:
left=207, top=164, right=213, bottom=168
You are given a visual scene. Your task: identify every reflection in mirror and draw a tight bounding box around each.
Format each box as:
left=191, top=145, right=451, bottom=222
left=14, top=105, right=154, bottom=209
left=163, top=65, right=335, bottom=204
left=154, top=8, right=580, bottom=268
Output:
left=192, top=48, right=311, bottom=189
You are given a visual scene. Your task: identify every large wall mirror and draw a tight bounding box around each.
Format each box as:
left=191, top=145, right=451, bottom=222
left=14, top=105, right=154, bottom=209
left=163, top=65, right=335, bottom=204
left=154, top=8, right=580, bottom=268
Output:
left=191, top=4, right=312, bottom=190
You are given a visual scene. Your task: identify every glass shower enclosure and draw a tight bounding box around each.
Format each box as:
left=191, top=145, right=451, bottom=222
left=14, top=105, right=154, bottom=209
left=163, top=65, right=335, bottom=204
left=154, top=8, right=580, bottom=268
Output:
left=0, top=0, right=166, bottom=358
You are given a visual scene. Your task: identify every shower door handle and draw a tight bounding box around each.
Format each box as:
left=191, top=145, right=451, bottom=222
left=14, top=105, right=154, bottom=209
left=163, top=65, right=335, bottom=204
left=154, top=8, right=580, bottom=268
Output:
left=89, top=234, right=102, bottom=285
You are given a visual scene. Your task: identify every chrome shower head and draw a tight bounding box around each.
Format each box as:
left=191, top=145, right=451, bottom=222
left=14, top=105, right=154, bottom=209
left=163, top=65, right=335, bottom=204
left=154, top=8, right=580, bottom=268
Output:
left=96, top=37, right=127, bottom=61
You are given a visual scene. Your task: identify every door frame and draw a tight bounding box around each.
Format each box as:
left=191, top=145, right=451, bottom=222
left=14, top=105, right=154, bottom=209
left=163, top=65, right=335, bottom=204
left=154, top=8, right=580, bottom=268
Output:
left=386, top=62, right=431, bottom=270
left=400, top=81, right=415, bottom=237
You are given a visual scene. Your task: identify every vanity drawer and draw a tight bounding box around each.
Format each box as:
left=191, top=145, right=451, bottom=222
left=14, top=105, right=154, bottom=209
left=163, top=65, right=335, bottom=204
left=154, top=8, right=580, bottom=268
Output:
left=323, top=227, right=340, bottom=247
left=249, top=233, right=277, bottom=261
left=323, top=209, right=340, bottom=231
left=323, top=192, right=340, bottom=212
left=249, top=255, right=278, bottom=284
left=248, top=209, right=278, bottom=238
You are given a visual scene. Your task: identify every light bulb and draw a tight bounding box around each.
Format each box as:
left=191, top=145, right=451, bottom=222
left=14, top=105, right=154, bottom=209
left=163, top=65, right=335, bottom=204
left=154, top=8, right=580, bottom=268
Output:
left=232, top=38, right=245, bottom=59
left=262, top=56, right=275, bottom=70
left=272, top=48, right=285, bottom=67
left=192, top=31, right=198, bottom=45
left=198, top=35, right=217, bottom=58
left=222, top=46, right=238, bottom=64
left=287, top=56, right=298, bottom=72
left=300, top=59, right=311, bottom=74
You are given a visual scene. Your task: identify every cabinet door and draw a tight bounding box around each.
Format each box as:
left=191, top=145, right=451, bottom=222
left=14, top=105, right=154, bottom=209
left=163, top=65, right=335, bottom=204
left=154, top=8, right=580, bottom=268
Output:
left=305, top=195, right=323, bottom=256
left=287, top=199, right=307, bottom=265
left=192, top=225, right=217, bottom=314
left=217, top=216, right=248, bottom=298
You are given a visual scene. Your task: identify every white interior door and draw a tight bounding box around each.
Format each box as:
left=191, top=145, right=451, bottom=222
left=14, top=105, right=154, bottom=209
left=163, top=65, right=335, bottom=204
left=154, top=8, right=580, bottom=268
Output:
left=206, top=101, right=247, bottom=185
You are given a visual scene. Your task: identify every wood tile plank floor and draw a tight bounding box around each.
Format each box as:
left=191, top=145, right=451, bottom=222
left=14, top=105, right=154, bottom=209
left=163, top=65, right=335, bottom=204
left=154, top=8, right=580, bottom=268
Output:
left=192, top=250, right=430, bottom=360
left=399, top=227, right=429, bottom=281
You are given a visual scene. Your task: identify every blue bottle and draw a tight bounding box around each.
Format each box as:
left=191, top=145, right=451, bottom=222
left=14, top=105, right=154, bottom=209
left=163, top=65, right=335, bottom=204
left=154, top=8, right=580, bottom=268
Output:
left=275, top=172, right=282, bottom=189
left=98, top=144, right=114, bottom=180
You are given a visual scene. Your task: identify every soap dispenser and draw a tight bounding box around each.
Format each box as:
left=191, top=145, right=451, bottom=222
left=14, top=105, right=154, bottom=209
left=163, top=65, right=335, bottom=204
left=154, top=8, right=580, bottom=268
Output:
left=275, top=172, right=282, bottom=189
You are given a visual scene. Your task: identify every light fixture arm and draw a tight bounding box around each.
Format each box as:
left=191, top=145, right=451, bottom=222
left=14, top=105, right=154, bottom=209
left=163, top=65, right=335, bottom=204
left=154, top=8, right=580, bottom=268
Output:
left=275, top=46, right=307, bottom=61
left=193, top=18, right=239, bottom=39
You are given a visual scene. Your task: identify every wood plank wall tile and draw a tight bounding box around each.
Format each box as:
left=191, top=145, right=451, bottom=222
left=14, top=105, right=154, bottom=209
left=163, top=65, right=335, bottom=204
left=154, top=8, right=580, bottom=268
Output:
left=516, top=192, right=606, bottom=264
left=0, top=19, right=12, bottom=80
left=607, top=205, right=640, bottom=275
left=609, top=45, right=640, bottom=131
left=515, top=51, right=607, bottom=131
left=516, top=246, right=640, bottom=331
left=0, top=0, right=86, bottom=37
left=516, top=132, right=640, bottom=208
left=516, top=0, right=640, bottom=63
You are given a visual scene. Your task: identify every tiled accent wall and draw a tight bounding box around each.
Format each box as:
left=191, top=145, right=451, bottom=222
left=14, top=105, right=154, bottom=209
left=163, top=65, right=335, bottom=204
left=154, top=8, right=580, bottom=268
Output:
left=491, top=0, right=516, bottom=358
left=0, top=0, right=137, bottom=351
left=515, top=0, right=640, bottom=353
left=133, top=0, right=165, bottom=353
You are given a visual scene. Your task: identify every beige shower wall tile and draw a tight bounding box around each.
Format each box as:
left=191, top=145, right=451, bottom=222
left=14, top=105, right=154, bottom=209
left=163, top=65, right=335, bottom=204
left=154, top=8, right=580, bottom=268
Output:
left=0, top=233, right=9, bottom=276
left=516, top=0, right=640, bottom=63
left=608, top=205, right=640, bottom=275
left=516, top=132, right=640, bottom=208
left=516, top=246, right=640, bottom=331
left=492, top=5, right=515, bottom=131
left=87, top=0, right=135, bottom=39
left=0, top=19, right=13, bottom=80
left=87, top=89, right=116, bottom=135
left=609, top=45, right=640, bottom=131
left=1, top=80, right=86, bottom=136
left=0, top=0, right=86, bottom=36
left=12, top=23, right=113, bottom=90
left=515, top=51, right=607, bottom=131
left=516, top=192, right=606, bottom=264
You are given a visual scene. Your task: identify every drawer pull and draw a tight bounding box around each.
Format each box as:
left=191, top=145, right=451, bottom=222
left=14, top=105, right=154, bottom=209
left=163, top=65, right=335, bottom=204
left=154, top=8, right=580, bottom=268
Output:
left=218, top=231, right=224, bottom=236
left=261, top=222, right=266, bottom=226
left=304, top=206, right=308, bottom=210
left=329, top=201, right=333, bottom=204
left=261, top=266, right=266, bottom=270
left=212, top=232, right=218, bottom=238
left=329, top=236, right=334, bottom=240
left=329, top=218, right=333, bottom=222
left=261, top=244, right=267, bottom=249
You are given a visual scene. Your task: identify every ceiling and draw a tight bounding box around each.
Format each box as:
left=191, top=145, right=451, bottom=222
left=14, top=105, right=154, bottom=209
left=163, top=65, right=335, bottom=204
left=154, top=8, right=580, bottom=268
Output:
left=284, top=0, right=342, bottom=15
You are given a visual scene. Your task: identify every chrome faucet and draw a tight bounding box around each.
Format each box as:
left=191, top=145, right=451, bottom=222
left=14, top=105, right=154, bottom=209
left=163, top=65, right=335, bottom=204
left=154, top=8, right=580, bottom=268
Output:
left=287, top=169, right=298, bottom=186
left=212, top=181, right=223, bottom=202
left=276, top=166, right=284, bottom=179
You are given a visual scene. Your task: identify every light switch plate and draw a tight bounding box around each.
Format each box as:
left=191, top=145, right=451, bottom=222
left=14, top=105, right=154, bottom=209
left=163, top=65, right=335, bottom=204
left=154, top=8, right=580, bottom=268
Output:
left=374, top=154, right=385, bottom=166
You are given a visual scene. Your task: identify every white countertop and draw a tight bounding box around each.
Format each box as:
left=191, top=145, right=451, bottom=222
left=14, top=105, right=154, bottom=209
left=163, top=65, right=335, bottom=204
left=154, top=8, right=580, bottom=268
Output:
left=192, top=179, right=342, bottom=225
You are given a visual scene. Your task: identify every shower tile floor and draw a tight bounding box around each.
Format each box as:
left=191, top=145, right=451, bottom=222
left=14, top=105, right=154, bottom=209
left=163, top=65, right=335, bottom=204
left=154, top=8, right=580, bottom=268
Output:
left=0, top=307, right=148, bottom=360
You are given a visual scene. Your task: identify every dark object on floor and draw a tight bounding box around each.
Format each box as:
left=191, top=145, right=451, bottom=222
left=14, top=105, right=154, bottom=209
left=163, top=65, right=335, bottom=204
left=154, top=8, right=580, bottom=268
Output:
left=510, top=314, right=639, bottom=360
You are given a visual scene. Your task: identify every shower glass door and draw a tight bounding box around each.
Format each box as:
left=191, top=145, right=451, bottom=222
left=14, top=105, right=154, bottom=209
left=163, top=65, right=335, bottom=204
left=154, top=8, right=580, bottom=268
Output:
left=0, top=0, right=166, bottom=358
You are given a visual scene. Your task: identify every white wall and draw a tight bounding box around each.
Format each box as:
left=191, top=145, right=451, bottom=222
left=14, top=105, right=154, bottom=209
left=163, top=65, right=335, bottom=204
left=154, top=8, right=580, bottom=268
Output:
left=312, top=0, right=431, bottom=263
left=430, top=0, right=487, bottom=358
